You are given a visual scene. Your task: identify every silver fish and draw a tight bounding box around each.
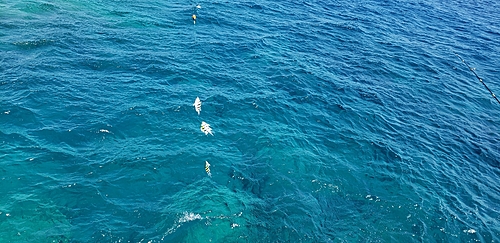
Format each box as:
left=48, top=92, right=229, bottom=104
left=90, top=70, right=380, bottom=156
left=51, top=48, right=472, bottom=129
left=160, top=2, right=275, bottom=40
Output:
left=200, top=121, right=213, bottom=136
left=193, top=97, right=201, bottom=115
left=205, top=161, right=211, bottom=177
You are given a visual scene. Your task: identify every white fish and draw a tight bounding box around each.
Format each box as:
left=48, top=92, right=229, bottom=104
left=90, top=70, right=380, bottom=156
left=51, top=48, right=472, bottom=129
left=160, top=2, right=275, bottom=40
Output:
left=193, top=97, right=201, bottom=115
left=205, top=161, right=211, bottom=177
left=200, top=121, right=213, bottom=135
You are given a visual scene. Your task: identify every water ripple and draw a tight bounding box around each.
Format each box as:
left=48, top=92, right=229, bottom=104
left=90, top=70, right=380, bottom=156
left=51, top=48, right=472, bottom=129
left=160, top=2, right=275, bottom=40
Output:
left=1, top=0, right=499, bottom=242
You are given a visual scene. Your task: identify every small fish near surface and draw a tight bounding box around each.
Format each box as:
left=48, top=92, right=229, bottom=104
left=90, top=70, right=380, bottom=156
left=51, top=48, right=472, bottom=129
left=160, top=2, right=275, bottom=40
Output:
left=193, top=97, right=202, bottom=115
left=205, top=161, right=212, bottom=177
left=200, top=121, right=213, bottom=135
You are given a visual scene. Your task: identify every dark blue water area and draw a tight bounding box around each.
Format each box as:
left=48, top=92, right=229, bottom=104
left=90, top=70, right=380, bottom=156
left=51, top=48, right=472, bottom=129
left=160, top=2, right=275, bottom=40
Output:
left=1, top=0, right=499, bottom=242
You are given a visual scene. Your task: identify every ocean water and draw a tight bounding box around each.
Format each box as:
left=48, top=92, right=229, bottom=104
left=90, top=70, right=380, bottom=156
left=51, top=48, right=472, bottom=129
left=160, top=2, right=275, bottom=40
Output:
left=1, top=0, right=499, bottom=242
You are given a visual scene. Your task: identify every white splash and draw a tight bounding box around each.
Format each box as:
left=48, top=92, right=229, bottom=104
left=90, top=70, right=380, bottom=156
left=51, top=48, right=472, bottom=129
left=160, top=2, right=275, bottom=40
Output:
left=465, top=229, right=476, bottom=234
left=99, top=129, right=110, bottom=133
left=193, top=97, right=202, bottom=115
left=161, top=212, right=203, bottom=240
left=200, top=121, right=213, bottom=135
left=179, top=212, right=202, bottom=223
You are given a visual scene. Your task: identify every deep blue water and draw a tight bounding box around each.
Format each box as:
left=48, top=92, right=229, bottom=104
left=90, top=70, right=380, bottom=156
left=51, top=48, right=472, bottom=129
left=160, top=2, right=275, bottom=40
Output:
left=1, top=0, right=500, bottom=242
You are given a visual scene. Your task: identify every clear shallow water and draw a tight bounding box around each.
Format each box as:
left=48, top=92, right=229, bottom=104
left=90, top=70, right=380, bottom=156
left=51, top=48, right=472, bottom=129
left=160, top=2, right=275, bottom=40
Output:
left=1, top=0, right=499, bottom=242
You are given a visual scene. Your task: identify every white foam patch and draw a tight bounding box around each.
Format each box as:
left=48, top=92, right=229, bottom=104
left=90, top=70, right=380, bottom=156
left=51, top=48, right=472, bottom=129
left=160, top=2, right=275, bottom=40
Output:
left=178, top=212, right=202, bottom=223
left=161, top=212, right=203, bottom=240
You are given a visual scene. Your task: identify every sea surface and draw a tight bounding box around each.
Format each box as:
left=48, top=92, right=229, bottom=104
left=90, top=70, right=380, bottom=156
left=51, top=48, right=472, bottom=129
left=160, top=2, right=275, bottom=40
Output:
left=1, top=0, right=499, bottom=242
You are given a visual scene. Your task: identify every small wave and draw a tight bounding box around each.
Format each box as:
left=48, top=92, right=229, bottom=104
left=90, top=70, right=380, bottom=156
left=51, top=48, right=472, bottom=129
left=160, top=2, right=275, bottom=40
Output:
left=24, top=2, right=59, bottom=13
left=13, top=39, right=54, bottom=50
left=99, top=129, right=111, bottom=133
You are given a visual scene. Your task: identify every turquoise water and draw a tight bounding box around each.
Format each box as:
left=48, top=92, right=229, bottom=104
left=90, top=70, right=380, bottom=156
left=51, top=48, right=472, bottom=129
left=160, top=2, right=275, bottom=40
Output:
left=1, top=0, right=499, bottom=242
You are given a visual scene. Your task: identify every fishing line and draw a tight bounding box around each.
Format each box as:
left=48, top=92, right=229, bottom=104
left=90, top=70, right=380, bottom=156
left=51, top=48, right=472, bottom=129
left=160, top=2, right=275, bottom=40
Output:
left=456, top=54, right=500, bottom=105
